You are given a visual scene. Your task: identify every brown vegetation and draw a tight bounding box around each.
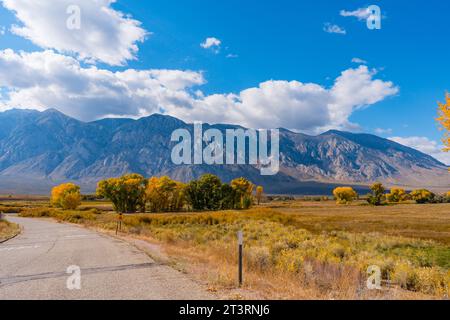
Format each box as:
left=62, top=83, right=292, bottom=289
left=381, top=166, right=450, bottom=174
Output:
left=12, top=198, right=450, bottom=300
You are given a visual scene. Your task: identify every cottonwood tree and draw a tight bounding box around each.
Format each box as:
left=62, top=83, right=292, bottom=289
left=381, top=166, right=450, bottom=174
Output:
left=386, top=188, right=407, bottom=203
left=367, top=183, right=386, bottom=206
left=333, top=187, right=358, bottom=204
left=231, top=177, right=254, bottom=209
left=96, top=174, right=147, bottom=213
left=51, top=183, right=81, bottom=210
left=437, top=92, right=450, bottom=153
left=411, top=189, right=435, bottom=204
left=146, top=176, right=186, bottom=212
left=185, top=174, right=223, bottom=211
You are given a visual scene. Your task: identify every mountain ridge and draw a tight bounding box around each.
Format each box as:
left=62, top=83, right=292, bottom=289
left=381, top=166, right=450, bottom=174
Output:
left=0, top=109, right=448, bottom=194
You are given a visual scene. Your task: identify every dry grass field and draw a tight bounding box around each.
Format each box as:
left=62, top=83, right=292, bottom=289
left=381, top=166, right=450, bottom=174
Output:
left=2, top=197, right=449, bottom=300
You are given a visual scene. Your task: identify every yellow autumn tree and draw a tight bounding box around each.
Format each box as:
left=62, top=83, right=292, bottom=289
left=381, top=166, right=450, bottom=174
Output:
left=231, top=177, right=254, bottom=209
left=333, top=187, right=358, bottom=204
left=437, top=92, right=450, bottom=153
left=410, top=189, right=435, bottom=204
left=51, top=183, right=81, bottom=210
left=146, top=176, right=186, bottom=212
left=386, top=188, right=407, bottom=203
left=96, top=174, right=147, bottom=213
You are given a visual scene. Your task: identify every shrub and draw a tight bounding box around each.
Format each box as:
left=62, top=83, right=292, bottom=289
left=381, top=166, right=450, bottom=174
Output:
left=367, top=183, right=386, bottom=206
left=386, top=188, right=407, bottom=203
left=445, top=191, right=450, bottom=203
left=0, top=206, right=26, bottom=213
left=51, top=183, right=81, bottom=210
left=411, top=189, right=435, bottom=204
left=333, top=187, right=358, bottom=204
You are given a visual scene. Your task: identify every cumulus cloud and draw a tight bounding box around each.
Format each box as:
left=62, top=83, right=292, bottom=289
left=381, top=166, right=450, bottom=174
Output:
left=0, top=50, right=204, bottom=121
left=389, top=136, right=450, bottom=165
left=200, top=37, right=221, bottom=53
left=0, top=49, right=398, bottom=133
left=0, top=0, right=148, bottom=66
left=323, top=23, right=346, bottom=35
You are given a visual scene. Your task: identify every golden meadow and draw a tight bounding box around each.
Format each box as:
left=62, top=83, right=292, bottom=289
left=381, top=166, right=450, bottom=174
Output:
left=2, top=197, right=449, bottom=300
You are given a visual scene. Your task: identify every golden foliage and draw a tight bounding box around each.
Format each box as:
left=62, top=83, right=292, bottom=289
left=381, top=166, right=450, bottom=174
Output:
left=50, top=183, right=81, bottom=210
left=96, top=174, right=147, bottom=213
left=386, top=188, right=407, bottom=203
left=411, top=189, right=435, bottom=204
left=231, top=177, right=254, bottom=209
left=437, top=92, right=450, bottom=151
left=145, top=176, right=186, bottom=212
left=333, top=187, right=358, bottom=204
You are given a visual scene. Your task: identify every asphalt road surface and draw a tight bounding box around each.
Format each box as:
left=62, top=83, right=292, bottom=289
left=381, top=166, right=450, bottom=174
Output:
left=0, top=216, right=213, bottom=300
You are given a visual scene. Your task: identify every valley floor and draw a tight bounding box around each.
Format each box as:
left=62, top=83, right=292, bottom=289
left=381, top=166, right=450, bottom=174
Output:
left=1, top=198, right=449, bottom=300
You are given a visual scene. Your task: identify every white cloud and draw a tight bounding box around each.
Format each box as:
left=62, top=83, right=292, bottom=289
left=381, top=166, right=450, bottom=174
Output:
left=340, top=8, right=372, bottom=21
left=389, top=136, right=450, bottom=165
left=226, top=53, right=239, bottom=59
left=0, top=0, right=148, bottom=66
left=0, top=49, right=205, bottom=121
left=375, top=128, right=393, bottom=135
left=352, top=57, right=367, bottom=64
left=0, top=49, right=398, bottom=133
left=327, top=66, right=398, bottom=130
left=200, top=37, right=221, bottom=53
left=0, top=26, right=5, bottom=35
left=323, top=23, right=346, bottom=35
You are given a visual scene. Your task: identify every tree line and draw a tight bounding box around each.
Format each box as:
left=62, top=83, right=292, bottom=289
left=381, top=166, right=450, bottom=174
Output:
left=50, top=174, right=264, bottom=213
left=333, top=183, right=450, bottom=205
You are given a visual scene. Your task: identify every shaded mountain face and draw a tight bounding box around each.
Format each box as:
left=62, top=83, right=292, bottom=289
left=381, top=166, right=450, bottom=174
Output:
left=0, top=109, right=448, bottom=194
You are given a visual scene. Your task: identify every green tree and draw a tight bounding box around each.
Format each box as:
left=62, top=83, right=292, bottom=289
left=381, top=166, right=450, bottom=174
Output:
left=96, top=174, right=147, bottom=213
left=185, top=174, right=223, bottom=211
left=220, top=183, right=237, bottom=210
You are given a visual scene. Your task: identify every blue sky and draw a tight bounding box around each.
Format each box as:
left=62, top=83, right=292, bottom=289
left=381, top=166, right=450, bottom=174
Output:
left=0, top=0, right=449, bottom=163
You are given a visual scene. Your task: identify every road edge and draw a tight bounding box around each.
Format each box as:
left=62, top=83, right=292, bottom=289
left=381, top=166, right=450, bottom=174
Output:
left=0, top=221, right=21, bottom=244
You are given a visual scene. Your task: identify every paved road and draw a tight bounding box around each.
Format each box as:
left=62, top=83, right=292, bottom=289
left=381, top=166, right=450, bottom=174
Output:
left=0, top=216, right=213, bottom=300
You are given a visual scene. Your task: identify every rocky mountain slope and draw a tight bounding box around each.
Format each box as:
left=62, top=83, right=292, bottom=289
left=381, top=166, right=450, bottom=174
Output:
left=0, top=109, right=448, bottom=194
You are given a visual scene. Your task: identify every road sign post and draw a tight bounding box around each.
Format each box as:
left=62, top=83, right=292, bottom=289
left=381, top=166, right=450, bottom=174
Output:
left=116, top=213, right=123, bottom=235
left=238, top=230, right=243, bottom=287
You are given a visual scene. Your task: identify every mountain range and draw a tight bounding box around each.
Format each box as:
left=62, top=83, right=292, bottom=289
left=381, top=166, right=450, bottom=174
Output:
left=0, top=108, right=448, bottom=195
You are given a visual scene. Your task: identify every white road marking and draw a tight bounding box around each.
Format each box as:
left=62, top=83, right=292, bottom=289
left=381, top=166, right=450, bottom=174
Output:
left=0, top=245, right=40, bottom=252
left=64, top=235, right=90, bottom=239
